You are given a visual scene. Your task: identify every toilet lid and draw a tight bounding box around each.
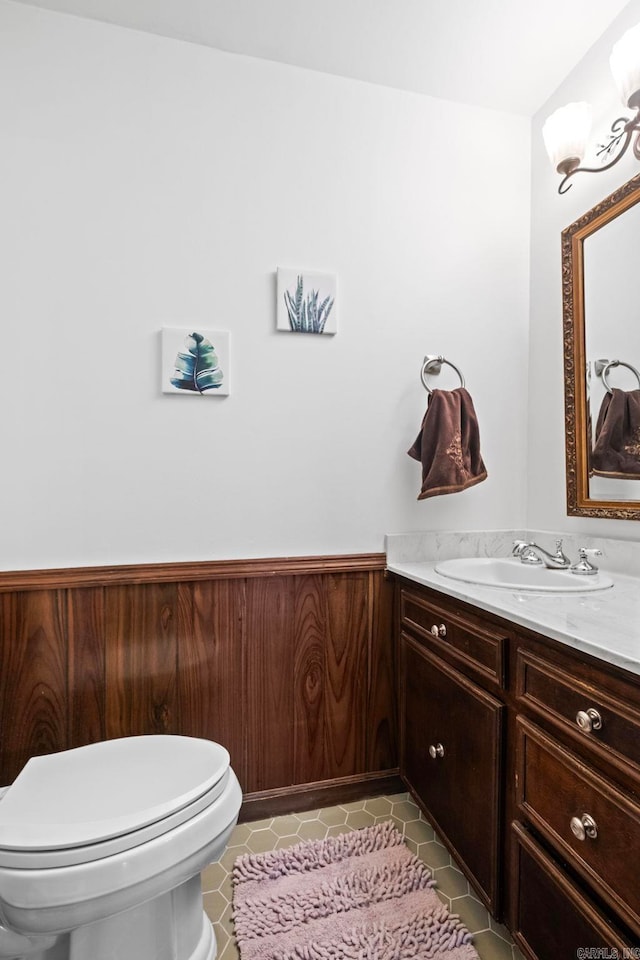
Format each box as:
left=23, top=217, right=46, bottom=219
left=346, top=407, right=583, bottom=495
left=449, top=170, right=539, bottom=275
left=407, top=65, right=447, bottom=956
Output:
left=0, top=736, right=230, bottom=852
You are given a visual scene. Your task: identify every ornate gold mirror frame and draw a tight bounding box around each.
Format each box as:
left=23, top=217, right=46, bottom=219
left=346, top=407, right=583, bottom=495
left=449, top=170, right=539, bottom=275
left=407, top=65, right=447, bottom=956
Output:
left=563, top=171, right=640, bottom=520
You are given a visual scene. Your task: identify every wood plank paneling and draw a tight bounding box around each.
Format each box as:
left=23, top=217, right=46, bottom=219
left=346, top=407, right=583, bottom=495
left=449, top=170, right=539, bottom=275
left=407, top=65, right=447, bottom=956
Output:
left=245, top=577, right=295, bottom=793
left=178, top=580, right=246, bottom=784
left=105, top=583, right=178, bottom=738
left=367, top=571, right=397, bottom=771
left=293, top=575, right=326, bottom=785
left=325, top=572, right=368, bottom=778
left=0, top=591, right=67, bottom=782
left=67, top=587, right=106, bottom=748
left=0, top=555, right=397, bottom=806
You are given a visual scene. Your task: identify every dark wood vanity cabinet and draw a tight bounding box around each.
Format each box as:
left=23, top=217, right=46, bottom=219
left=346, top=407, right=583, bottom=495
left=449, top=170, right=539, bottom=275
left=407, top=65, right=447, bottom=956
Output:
left=401, top=633, right=503, bottom=910
left=398, top=589, right=507, bottom=912
left=396, top=578, right=640, bottom=959
left=510, top=823, right=630, bottom=958
left=512, top=639, right=640, bottom=957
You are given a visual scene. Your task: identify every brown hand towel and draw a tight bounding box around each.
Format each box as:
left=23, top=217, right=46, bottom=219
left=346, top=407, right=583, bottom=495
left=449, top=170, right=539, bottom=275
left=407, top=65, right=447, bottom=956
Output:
left=591, top=387, right=640, bottom=478
left=408, top=387, right=487, bottom=499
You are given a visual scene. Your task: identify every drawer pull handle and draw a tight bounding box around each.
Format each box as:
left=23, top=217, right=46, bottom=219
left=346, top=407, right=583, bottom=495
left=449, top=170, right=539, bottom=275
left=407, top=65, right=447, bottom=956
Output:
left=576, top=708, right=603, bottom=733
left=570, top=814, right=598, bottom=841
left=428, top=743, right=445, bottom=759
left=430, top=623, right=447, bottom=639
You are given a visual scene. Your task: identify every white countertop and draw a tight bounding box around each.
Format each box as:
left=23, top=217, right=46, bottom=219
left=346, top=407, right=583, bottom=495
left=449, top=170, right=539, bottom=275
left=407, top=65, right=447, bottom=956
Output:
left=387, top=559, right=640, bottom=677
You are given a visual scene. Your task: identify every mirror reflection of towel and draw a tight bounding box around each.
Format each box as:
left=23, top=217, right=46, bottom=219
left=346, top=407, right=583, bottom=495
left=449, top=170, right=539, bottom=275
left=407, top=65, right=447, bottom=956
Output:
left=407, top=387, right=487, bottom=499
left=592, top=388, right=640, bottom=478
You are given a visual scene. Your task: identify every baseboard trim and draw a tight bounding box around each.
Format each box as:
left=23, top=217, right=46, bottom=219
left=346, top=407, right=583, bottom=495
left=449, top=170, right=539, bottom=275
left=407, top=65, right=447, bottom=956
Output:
left=238, top=770, right=404, bottom=822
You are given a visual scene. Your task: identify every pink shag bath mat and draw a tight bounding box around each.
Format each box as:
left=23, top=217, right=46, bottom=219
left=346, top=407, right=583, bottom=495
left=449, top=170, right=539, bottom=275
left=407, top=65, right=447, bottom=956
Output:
left=231, top=820, right=480, bottom=960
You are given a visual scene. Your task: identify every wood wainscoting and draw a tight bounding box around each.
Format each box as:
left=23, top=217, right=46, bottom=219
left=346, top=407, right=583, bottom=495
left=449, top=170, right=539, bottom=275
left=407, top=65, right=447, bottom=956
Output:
left=0, top=554, right=399, bottom=818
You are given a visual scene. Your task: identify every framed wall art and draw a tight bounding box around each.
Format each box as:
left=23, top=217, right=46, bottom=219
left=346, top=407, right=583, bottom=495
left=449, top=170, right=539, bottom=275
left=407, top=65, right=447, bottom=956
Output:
left=277, top=268, right=337, bottom=335
left=161, top=328, right=230, bottom=396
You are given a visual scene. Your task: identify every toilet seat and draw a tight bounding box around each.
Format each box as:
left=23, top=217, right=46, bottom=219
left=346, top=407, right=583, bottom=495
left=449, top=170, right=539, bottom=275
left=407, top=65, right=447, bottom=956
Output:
left=0, top=736, right=230, bottom=869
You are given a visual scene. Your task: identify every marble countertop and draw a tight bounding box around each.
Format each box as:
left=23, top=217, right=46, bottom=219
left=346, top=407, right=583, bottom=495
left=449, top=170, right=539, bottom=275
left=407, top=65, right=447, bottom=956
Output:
left=387, top=558, right=640, bottom=677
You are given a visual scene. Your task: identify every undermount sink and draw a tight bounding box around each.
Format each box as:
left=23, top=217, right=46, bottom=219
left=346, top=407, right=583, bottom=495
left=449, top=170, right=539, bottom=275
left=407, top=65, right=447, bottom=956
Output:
left=434, top=557, right=614, bottom=593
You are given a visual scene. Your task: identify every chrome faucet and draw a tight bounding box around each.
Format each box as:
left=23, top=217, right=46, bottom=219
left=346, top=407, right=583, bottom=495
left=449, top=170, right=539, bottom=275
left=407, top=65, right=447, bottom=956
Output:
left=511, top=539, right=571, bottom=569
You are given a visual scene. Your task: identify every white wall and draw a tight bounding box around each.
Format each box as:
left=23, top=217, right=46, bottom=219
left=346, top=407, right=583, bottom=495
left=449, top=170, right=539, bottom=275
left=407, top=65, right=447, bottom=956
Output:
left=0, top=0, right=531, bottom=569
left=529, top=0, right=640, bottom=539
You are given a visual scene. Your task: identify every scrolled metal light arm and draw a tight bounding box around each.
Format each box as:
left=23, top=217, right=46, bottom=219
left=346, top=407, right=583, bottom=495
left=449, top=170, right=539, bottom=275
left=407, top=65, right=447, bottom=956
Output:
left=557, top=106, right=640, bottom=194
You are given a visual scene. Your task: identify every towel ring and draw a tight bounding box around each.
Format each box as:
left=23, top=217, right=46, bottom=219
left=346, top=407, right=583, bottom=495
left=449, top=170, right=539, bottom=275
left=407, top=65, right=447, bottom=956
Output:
left=599, top=359, right=640, bottom=394
left=420, top=355, right=465, bottom=395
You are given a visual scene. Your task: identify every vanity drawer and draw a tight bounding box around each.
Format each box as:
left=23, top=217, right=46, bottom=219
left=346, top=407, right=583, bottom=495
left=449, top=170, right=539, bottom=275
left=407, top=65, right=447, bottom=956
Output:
left=516, top=647, right=640, bottom=781
left=400, top=589, right=505, bottom=688
left=517, top=716, right=640, bottom=936
left=510, top=821, right=631, bottom=960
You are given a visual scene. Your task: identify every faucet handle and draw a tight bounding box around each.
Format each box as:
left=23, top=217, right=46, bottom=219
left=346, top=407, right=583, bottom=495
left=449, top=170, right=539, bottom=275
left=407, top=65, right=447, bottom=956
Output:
left=512, top=539, right=531, bottom=557
left=512, top=540, right=542, bottom=565
left=571, top=547, right=602, bottom=576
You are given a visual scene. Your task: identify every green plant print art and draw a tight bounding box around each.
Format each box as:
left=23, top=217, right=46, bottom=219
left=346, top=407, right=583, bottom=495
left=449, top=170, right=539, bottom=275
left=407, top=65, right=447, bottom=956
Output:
left=162, top=329, right=230, bottom=396
left=277, top=269, right=337, bottom=335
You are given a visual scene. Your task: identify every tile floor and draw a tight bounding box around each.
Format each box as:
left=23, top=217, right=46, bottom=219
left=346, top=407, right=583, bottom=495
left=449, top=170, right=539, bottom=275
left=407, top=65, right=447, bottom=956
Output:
left=201, top=792, right=525, bottom=960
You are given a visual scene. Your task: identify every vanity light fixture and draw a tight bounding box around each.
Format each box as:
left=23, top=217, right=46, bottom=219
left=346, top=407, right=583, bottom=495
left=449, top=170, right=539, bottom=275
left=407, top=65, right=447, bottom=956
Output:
left=543, top=22, right=640, bottom=193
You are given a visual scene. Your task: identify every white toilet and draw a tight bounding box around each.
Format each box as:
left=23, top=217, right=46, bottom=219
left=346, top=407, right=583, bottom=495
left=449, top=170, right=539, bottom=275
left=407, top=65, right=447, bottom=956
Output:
left=0, top=736, right=242, bottom=960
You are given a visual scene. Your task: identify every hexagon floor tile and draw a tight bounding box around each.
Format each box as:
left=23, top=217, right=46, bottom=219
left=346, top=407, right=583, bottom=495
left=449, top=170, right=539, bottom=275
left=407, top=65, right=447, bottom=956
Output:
left=201, top=793, right=524, bottom=960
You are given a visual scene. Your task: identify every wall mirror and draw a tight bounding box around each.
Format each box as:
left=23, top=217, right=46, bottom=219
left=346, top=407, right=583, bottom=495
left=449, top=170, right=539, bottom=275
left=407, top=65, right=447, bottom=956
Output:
left=563, top=171, right=640, bottom=520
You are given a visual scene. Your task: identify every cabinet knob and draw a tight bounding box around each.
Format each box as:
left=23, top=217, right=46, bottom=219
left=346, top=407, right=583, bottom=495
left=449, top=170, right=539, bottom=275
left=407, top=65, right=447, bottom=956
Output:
left=428, top=743, right=445, bottom=759
left=430, top=623, right=447, bottom=639
left=569, top=814, right=598, bottom=841
left=576, top=708, right=602, bottom=733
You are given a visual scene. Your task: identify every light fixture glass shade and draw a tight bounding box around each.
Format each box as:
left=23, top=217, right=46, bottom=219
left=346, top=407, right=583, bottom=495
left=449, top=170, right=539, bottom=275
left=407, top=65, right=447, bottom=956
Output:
left=610, top=23, right=640, bottom=108
left=542, top=102, right=592, bottom=171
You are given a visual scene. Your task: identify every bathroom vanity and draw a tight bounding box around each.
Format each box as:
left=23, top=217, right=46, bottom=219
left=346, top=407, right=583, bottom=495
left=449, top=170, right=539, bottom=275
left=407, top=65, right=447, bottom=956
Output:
left=390, top=549, right=640, bottom=959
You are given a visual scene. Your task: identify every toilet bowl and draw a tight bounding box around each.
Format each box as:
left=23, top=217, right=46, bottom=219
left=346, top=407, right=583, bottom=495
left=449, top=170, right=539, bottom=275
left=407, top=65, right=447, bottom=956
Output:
left=0, top=736, right=242, bottom=960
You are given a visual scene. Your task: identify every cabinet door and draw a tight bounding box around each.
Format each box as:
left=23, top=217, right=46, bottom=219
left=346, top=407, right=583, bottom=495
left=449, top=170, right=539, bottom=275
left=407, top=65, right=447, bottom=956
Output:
left=400, top=632, right=504, bottom=910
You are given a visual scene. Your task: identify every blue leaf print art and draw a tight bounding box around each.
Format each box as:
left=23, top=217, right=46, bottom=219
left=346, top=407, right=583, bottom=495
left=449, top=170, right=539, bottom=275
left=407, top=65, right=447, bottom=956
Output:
left=163, top=329, right=230, bottom=396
